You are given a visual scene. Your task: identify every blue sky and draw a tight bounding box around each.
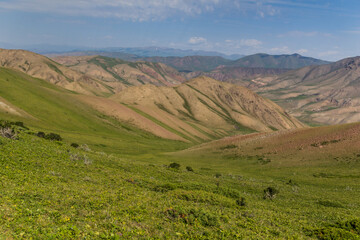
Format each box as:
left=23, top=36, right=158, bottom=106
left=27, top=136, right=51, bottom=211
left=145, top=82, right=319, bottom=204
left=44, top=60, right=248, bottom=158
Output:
left=1, top=0, right=360, bottom=60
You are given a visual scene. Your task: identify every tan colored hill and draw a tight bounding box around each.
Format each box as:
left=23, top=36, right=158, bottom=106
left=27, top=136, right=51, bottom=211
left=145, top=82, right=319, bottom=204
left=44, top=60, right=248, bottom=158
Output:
left=0, top=49, right=111, bottom=96
left=252, top=57, right=360, bottom=125
left=105, top=76, right=304, bottom=142
left=185, top=66, right=288, bottom=87
left=0, top=65, right=305, bottom=143
left=178, top=121, right=360, bottom=167
left=53, top=55, right=186, bottom=93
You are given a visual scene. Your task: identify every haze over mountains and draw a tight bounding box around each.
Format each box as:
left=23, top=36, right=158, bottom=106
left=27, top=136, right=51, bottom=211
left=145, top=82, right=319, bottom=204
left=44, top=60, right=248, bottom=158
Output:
left=49, top=49, right=330, bottom=72
left=24, top=45, right=244, bottom=60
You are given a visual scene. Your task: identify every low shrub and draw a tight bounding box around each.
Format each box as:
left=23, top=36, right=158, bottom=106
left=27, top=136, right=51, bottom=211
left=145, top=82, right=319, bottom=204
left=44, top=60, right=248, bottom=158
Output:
left=186, top=166, right=194, bottom=172
left=236, top=197, right=246, bottom=207
left=169, top=162, right=180, bottom=170
left=79, top=144, right=91, bottom=152
left=220, top=144, right=237, bottom=150
left=45, top=133, right=62, bottom=141
left=37, top=131, right=46, bottom=138
left=318, top=200, right=344, bottom=208
left=263, top=187, right=278, bottom=200
left=308, top=219, right=360, bottom=239
left=215, top=173, right=222, bottom=178
left=70, top=153, right=92, bottom=165
left=71, top=143, right=79, bottom=148
left=153, top=183, right=176, bottom=193
left=0, top=127, right=17, bottom=139
left=164, top=207, right=220, bottom=227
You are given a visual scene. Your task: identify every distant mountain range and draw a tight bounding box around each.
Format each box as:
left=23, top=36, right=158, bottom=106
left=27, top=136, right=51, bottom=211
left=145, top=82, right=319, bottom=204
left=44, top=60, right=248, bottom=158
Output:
left=0, top=43, right=244, bottom=60
left=48, top=51, right=330, bottom=73
left=230, top=53, right=330, bottom=69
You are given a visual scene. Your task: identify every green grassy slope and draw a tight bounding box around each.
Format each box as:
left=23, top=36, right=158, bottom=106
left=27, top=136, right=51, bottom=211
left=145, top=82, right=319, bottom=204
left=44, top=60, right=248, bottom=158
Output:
left=0, top=67, right=190, bottom=155
left=1, top=123, right=360, bottom=239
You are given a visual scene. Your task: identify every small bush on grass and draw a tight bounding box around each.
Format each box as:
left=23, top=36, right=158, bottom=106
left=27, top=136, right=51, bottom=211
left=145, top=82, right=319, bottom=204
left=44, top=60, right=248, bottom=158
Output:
left=318, top=200, right=344, bottom=208
left=169, top=162, right=180, bottom=170
left=164, top=207, right=220, bottom=227
left=79, top=144, right=91, bottom=152
left=263, top=187, right=278, bottom=200
left=307, top=219, right=360, bottom=239
left=186, top=166, right=194, bottom=172
left=71, top=143, right=79, bottom=148
left=37, top=131, right=46, bottom=138
left=0, top=127, right=17, bottom=139
left=153, top=183, right=176, bottom=193
left=70, top=153, right=92, bottom=165
left=236, top=197, right=246, bottom=207
left=215, top=173, right=222, bottom=178
left=45, top=133, right=62, bottom=141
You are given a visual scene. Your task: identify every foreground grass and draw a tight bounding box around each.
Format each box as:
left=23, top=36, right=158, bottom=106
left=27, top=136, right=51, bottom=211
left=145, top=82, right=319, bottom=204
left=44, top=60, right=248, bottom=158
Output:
left=1, top=128, right=360, bottom=239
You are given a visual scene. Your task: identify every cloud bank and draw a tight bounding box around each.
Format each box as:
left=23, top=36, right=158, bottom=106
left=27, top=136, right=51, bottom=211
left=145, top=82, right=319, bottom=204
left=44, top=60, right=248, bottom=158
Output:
left=0, top=0, right=284, bottom=21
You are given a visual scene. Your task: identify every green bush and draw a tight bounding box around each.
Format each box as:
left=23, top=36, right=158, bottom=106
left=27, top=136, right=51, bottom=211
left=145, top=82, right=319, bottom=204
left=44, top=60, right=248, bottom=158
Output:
left=45, top=133, right=62, bottom=141
left=164, top=207, right=220, bottom=227
left=263, top=187, right=278, bottom=200
left=37, top=131, right=46, bottom=138
left=71, top=143, right=79, bottom=148
left=186, top=166, right=194, bottom=172
left=215, top=173, right=222, bottom=178
left=236, top=197, right=246, bottom=207
left=153, top=183, right=176, bottom=193
left=309, top=227, right=358, bottom=239
left=318, top=200, right=344, bottom=208
left=169, top=162, right=180, bottom=170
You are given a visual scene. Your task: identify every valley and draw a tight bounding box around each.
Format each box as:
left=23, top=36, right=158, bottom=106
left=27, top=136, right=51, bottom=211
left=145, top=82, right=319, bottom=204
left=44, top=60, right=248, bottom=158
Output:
left=0, top=49, right=359, bottom=239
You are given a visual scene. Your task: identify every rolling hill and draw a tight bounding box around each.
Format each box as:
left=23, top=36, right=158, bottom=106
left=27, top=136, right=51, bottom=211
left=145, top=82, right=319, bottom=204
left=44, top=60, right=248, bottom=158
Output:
left=0, top=60, right=304, bottom=145
left=0, top=66, right=191, bottom=154
left=0, top=48, right=112, bottom=96
left=0, top=49, right=187, bottom=96
left=53, top=55, right=186, bottom=92
left=110, top=76, right=304, bottom=139
left=185, top=66, right=288, bottom=86
left=252, top=56, right=360, bottom=125
left=140, top=56, right=231, bottom=72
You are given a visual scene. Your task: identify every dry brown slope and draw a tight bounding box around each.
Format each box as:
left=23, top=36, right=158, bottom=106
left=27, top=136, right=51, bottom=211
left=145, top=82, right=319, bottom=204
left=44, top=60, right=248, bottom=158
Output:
left=53, top=55, right=186, bottom=93
left=0, top=49, right=112, bottom=96
left=178, top=121, right=360, bottom=167
left=110, top=76, right=304, bottom=142
left=253, top=57, right=360, bottom=125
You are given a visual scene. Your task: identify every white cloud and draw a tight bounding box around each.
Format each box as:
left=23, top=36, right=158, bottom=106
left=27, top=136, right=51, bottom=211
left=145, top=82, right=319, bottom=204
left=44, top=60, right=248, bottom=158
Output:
left=239, top=39, right=262, bottom=47
left=278, top=31, right=332, bottom=38
left=0, top=0, right=284, bottom=21
left=269, top=46, right=310, bottom=55
left=343, top=30, right=360, bottom=34
left=225, top=39, right=263, bottom=48
left=297, top=49, right=308, bottom=54
left=188, top=37, right=207, bottom=45
left=318, top=50, right=339, bottom=57
left=0, top=0, right=220, bottom=21
left=269, top=46, right=291, bottom=54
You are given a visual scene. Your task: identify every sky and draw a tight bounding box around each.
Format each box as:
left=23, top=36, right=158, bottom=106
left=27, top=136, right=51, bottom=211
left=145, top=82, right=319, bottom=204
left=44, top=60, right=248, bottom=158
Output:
left=1, top=0, right=360, bottom=61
